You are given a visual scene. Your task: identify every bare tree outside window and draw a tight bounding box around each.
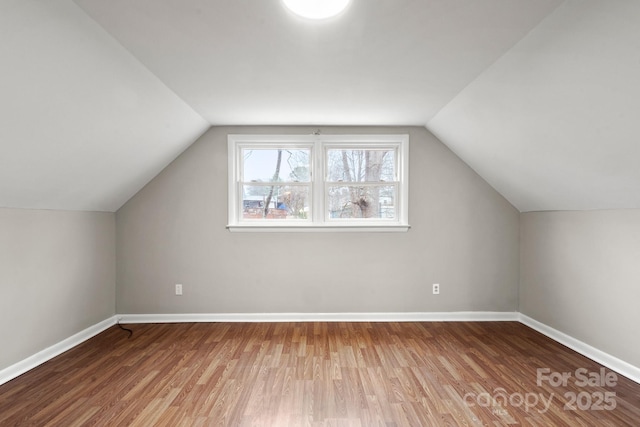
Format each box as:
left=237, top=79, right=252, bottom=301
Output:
left=241, top=149, right=310, bottom=220
left=327, top=149, right=396, bottom=219
left=263, top=149, right=282, bottom=217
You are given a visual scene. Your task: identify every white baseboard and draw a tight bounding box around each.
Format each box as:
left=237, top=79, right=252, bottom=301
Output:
left=118, top=311, right=520, bottom=324
left=3, top=313, right=638, bottom=388
left=0, top=316, right=117, bottom=386
left=519, top=314, right=640, bottom=384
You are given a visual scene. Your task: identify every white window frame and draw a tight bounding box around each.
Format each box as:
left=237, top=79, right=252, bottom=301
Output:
left=227, top=134, right=409, bottom=232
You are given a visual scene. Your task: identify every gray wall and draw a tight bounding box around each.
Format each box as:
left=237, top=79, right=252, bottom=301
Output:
left=520, top=210, right=640, bottom=367
left=6, top=127, right=638, bottom=375
left=0, top=208, right=115, bottom=370
left=116, top=126, right=520, bottom=314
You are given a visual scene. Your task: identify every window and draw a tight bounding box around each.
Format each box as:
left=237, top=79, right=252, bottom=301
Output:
left=227, top=134, right=409, bottom=231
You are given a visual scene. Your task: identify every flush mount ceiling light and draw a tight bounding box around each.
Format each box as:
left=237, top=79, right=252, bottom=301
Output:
left=282, top=0, right=351, bottom=20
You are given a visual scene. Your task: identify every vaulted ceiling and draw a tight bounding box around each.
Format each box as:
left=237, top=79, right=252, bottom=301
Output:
left=2, top=0, right=639, bottom=212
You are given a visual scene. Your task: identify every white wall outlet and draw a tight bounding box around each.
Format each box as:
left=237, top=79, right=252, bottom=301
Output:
left=432, top=283, right=440, bottom=295
left=175, top=284, right=183, bottom=295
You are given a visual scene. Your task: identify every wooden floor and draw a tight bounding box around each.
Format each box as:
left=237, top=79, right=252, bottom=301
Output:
left=1, top=322, right=639, bottom=426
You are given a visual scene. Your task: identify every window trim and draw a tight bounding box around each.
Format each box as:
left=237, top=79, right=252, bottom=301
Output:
left=227, top=134, right=410, bottom=232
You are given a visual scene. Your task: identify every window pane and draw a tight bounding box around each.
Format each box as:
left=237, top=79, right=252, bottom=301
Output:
left=243, top=149, right=310, bottom=182
left=326, top=149, right=395, bottom=182
left=242, top=185, right=310, bottom=220
left=327, top=185, right=396, bottom=219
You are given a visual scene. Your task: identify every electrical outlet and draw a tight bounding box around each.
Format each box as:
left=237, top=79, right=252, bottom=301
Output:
left=175, top=284, right=183, bottom=295
left=432, top=283, right=440, bottom=295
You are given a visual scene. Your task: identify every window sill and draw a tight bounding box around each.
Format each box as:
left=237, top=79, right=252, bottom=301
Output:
left=226, top=224, right=411, bottom=233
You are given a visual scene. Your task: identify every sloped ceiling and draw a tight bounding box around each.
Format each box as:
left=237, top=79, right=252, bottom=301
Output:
left=428, top=0, right=640, bottom=211
left=0, top=0, right=208, bottom=212
left=3, top=0, right=639, bottom=212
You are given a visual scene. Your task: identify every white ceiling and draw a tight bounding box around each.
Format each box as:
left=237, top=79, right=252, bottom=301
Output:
left=3, top=0, right=639, bottom=212
left=428, top=0, right=640, bottom=212
left=0, top=0, right=208, bottom=212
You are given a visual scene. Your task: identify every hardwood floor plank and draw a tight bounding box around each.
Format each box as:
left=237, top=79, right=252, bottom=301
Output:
left=1, top=322, right=639, bottom=426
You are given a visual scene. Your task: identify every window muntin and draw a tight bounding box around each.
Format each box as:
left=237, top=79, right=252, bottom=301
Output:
left=228, top=135, right=409, bottom=231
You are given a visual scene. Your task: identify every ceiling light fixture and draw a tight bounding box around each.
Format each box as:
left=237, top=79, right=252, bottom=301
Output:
left=282, top=0, right=350, bottom=20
